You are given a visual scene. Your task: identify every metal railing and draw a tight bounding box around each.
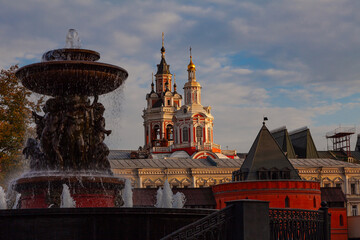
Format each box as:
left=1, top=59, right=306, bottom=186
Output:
left=161, top=201, right=331, bottom=240
left=160, top=205, right=234, bottom=240
left=269, top=207, right=330, bottom=240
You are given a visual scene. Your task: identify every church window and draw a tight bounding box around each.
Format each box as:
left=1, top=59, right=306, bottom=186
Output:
left=196, top=126, right=202, bottom=142
left=167, top=99, right=170, bottom=106
left=207, top=128, right=211, bottom=143
left=154, top=125, right=160, bottom=140
left=285, top=196, right=290, bottom=208
left=183, top=127, right=189, bottom=142
left=174, top=129, right=176, bottom=144
left=166, top=125, right=173, bottom=140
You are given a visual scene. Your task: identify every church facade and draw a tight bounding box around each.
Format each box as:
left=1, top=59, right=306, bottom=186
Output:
left=142, top=35, right=223, bottom=159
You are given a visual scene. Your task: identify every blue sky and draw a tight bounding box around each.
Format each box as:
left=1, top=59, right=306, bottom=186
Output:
left=1, top=0, right=360, bottom=152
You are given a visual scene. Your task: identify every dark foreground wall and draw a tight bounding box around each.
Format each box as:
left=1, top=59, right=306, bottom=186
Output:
left=0, top=207, right=215, bottom=240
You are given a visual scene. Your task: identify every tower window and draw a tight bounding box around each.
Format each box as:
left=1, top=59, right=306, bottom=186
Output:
left=183, top=127, right=189, bottom=142
left=154, top=125, right=160, bottom=140
left=285, top=196, right=290, bottom=208
left=339, top=215, right=344, bottom=226
left=196, top=126, right=202, bottom=137
left=196, top=126, right=203, bottom=144
left=166, top=125, right=173, bottom=140
left=313, top=197, right=316, bottom=208
left=167, top=100, right=170, bottom=106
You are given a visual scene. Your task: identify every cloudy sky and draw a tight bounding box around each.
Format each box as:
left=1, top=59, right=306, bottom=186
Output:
left=1, top=0, right=360, bottom=152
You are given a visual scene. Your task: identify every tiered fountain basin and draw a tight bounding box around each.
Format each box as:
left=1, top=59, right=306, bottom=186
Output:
left=14, top=172, right=124, bottom=208
left=14, top=44, right=128, bottom=209
left=16, top=49, right=128, bottom=96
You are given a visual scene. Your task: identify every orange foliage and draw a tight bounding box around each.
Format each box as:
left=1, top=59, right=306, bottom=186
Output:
left=0, top=65, right=43, bottom=183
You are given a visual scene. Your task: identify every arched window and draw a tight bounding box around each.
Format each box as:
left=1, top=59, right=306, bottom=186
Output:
left=153, top=125, right=160, bottom=140
left=207, top=128, right=211, bottom=143
left=183, top=127, right=189, bottom=142
left=166, top=125, right=173, bottom=140
left=340, top=215, right=344, bottom=226
left=313, top=197, right=316, bottom=208
left=196, top=126, right=202, bottom=144
left=285, top=196, right=290, bottom=208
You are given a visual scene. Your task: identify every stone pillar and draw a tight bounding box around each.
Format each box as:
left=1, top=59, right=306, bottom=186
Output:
left=320, top=201, right=331, bottom=240
left=225, top=200, right=270, bottom=240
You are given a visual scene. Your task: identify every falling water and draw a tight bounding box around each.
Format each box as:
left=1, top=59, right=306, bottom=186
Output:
left=155, top=187, right=163, bottom=208
left=122, top=179, right=133, bottom=207
left=60, top=184, right=76, bottom=208
left=0, top=186, right=7, bottom=209
left=161, top=180, right=173, bottom=208
left=172, top=192, right=186, bottom=208
left=13, top=193, right=21, bottom=209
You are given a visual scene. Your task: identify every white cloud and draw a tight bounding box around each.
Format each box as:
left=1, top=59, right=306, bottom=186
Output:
left=1, top=0, right=360, bottom=153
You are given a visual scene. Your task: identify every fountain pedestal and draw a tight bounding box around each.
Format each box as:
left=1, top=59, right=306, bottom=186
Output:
left=15, top=174, right=124, bottom=208
left=14, top=31, right=128, bottom=208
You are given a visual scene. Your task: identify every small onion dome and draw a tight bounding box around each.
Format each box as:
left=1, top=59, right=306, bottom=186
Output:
left=188, top=56, right=196, bottom=71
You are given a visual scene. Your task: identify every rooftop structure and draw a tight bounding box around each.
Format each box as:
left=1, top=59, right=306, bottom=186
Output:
left=326, top=127, right=355, bottom=157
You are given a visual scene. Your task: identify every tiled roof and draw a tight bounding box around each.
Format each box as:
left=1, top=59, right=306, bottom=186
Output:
left=110, top=158, right=243, bottom=169
left=133, top=188, right=216, bottom=207
left=321, top=187, right=346, bottom=203
left=110, top=157, right=360, bottom=169
left=289, top=158, right=360, bottom=167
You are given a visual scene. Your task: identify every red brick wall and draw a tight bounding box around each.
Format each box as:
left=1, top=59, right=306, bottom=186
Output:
left=212, top=181, right=321, bottom=210
left=328, top=208, right=348, bottom=240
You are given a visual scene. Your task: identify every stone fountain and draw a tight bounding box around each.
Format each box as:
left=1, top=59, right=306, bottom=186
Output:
left=0, top=30, right=216, bottom=240
left=13, top=29, right=128, bottom=208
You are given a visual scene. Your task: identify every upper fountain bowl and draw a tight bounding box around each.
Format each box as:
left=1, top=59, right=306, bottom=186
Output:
left=16, top=48, right=128, bottom=96
left=42, top=48, right=100, bottom=62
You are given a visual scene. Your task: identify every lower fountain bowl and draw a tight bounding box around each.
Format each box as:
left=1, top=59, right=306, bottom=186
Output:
left=13, top=172, right=124, bottom=209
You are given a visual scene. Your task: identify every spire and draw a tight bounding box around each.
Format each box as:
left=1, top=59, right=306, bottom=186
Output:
left=187, top=46, right=196, bottom=71
left=173, top=73, right=177, bottom=92
left=151, top=73, right=154, bottom=92
left=161, top=32, right=165, bottom=58
left=156, top=32, right=170, bottom=75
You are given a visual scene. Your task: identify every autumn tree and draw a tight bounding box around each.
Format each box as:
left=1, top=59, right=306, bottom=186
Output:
left=0, top=65, right=43, bottom=184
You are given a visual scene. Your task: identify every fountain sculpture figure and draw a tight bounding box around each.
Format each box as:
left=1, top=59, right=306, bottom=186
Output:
left=13, top=29, right=128, bottom=208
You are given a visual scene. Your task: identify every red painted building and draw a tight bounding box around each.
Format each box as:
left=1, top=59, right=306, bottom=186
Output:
left=212, top=122, right=348, bottom=240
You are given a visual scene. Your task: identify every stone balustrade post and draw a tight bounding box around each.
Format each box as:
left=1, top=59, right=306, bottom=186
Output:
left=226, top=200, right=270, bottom=240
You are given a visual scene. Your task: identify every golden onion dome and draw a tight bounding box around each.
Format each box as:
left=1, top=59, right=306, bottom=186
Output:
left=188, top=56, right=196, bottom=70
